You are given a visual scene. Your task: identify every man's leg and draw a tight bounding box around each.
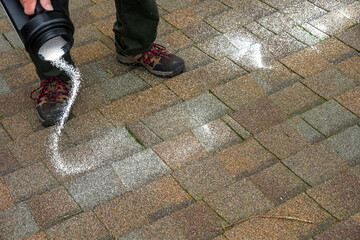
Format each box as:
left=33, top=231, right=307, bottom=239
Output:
left=29, top=0, right=74, bottom=81
left=114, top=0, right=185, bottom=77
left=114, top=0, right=159, bottom=55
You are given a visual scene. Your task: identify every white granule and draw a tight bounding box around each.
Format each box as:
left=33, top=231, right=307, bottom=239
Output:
left=38, top=36, right=67, bottom=61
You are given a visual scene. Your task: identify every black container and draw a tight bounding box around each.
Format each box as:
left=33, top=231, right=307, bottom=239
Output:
left=0, top=0, right=74, bottom=59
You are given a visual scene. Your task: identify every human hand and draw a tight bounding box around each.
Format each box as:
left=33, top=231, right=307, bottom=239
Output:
left=19, top=0, right=53, bottom=15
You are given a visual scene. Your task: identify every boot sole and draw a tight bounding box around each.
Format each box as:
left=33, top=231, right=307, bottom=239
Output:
left=41, top=115, right=72, bottom=127
left=37, top=107, right=71, bottom=127
left=117, top=54, right=184, bottom=78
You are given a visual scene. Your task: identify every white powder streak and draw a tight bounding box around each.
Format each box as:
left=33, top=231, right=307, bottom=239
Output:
left=38, top=36, right=96, bottom=175
left=47, top=58, right=95, bottom=176
left=47, top=59, right=131, bottom=176
left=42, top=43, right=127, bottom=176
left=253, top=43, right=265, bottom=69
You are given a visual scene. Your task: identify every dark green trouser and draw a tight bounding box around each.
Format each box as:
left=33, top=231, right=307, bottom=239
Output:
left=30, top=0, right=159, bottom=80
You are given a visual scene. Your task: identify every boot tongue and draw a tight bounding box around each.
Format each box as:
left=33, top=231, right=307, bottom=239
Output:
left=40, top=78, right=58, bottom=92
left=49, top=81, right=57, bottom=92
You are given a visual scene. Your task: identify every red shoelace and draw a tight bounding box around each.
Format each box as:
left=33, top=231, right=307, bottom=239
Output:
left=141, top=43, right=168, bottom=65
left=30, top=77, right=70, bottom=103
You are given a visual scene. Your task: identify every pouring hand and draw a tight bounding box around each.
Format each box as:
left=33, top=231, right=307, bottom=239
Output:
left=20, top=0, right=53, bottom=15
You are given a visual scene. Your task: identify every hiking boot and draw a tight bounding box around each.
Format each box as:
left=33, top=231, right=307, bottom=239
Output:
left=30, top=77, right=70, bottom=127
left=117, top=43, right=185, bottom=78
